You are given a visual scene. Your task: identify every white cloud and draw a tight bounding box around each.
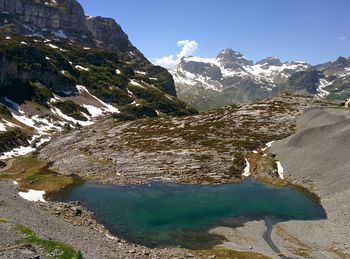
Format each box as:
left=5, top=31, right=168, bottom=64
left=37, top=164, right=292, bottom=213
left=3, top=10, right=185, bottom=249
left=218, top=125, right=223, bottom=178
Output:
left=176, top=40, right=199, bottom=59
left=152, top=40, right=198, bottom=69
left=339, top=36, right=347, bottom=40
left=153, top=55, right=177, bottom=69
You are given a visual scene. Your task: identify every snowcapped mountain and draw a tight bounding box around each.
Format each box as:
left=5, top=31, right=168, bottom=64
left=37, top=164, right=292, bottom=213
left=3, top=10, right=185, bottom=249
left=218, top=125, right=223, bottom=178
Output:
left=171, top=48, right=350, bottom=111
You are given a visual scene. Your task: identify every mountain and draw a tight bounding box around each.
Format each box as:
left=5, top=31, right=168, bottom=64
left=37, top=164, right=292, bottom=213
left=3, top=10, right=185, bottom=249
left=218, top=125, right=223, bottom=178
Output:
left=171, top=48, right=350, bottom=111
left=0, top=0, right=196, bottom=158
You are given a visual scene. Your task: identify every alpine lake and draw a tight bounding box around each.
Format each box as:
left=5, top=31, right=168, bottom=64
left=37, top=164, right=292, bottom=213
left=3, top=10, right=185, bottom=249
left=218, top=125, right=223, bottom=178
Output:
left=48, top=178, right=326, bottom=249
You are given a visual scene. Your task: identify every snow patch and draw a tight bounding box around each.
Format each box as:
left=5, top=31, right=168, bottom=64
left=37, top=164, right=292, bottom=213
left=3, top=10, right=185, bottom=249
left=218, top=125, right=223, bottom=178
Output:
left=82, top=104, right=104, bottom=117
left=0, top=122, right=6, bottom=132
left=242, top=158, right=250, bottom=177
left=130, top=80, right=145, bottom=88
left=262, top=141, right=274, bottom=151
left=76, top=85, right=120, bottom=114
left=75, top=65, right=89, bottom=71
left=316, top=78, right=331, bottom=98
left=51, top=107, right=94, bottom=126
left=47, top=43, right=59, bottom=49
left=0, top=145, right=36, bottom=159
left=18, top=190, right=46, bottom=202
left=276, top=161, right=284, bottom=179
left=135, top=70, right=147, bottom=75
left=52, top=30, right=67, bottom=39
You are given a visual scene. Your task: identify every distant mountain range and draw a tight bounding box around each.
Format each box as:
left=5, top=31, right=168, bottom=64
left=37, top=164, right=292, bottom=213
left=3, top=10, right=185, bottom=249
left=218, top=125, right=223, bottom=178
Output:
left=170, top=48, right=350, bottom=110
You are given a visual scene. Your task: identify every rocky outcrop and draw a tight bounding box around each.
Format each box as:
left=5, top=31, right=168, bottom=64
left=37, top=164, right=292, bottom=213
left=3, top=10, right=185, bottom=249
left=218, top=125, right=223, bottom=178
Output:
left=0, top=0, right=133, bottom=52
left=256, top=57, right=283, bottom=67
left=217, top=48, right=254, bottom=70
left=0, top=0, right=88, bottom=35
left=0, top=50, right=76, bottom=100
left=85, top=16, right=131, bottom=52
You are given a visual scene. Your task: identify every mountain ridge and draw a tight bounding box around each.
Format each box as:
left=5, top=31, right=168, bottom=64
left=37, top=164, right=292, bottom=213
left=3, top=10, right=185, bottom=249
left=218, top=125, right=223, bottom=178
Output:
left=171, top=48, right=350, bottom=111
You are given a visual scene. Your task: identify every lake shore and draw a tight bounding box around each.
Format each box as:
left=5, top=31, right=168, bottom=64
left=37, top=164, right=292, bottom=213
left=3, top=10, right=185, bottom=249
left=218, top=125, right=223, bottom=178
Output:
left=0, top=180, right=188, bottom=258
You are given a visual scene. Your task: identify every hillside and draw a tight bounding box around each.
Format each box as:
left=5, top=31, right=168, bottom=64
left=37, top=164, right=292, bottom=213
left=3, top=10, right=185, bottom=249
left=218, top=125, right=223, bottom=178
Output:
left=0, top=0, right=196, bottom=158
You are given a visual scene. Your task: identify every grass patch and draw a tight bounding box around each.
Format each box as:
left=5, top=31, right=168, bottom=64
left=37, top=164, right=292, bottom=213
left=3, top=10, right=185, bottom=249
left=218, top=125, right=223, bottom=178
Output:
left=193, top=247, right=271, bottom=259
left=0, top=156, right=75, bottom=192
left=16, top=224, right=83, bottom=259
left=0, top=103, right=12, bottom=117
left=0, top=217, right=7, bottom=223
left=0, top=128, right=29, bottom=153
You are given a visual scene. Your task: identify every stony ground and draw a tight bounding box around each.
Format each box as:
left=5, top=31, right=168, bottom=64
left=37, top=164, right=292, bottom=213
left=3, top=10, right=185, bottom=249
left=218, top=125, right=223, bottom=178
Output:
left=270, top=107, right=350, bottom=259
left=38, top=95, right=329, bottom=186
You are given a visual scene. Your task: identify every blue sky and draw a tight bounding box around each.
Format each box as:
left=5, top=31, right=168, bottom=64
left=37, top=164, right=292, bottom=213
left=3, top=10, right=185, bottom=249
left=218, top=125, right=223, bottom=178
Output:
left=79, top=0, right=350, bottom=67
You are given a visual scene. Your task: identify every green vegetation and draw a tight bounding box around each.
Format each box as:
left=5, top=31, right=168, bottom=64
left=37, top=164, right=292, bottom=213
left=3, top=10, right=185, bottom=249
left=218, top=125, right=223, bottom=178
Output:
left=0, top=128, right=29, bottom=153
left=15, top=224, right=83, bottom=259
left=0, top=33, right=196, bottom=118
left=128, top=85, right=197, bottom=116
left=193, top=248, right=271, bottom=259
left=112, top=112, right=137, bottom=121
left=0, top=103, right=12, bottom=117
left=0, top=156, right=75, bottom=192
left=120, top=103, right=158, bottom=119
left=53, top=100, right=90, bottom=121
left=228, top=152, right=246, bottom=178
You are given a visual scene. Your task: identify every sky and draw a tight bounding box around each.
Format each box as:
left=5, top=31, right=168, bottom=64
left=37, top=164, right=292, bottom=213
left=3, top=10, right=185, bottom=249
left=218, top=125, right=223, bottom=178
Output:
left=79, top=0, right=350, bottom=68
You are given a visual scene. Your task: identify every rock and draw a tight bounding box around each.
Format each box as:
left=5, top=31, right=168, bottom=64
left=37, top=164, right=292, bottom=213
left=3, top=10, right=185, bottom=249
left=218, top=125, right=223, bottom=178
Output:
left=85, top=16, right=130, bottom=51
left=71, top=206, right=82, bottom=216
left=0, top=0, right=88, bottom=37
left=208, top=256, right=216, bottom=259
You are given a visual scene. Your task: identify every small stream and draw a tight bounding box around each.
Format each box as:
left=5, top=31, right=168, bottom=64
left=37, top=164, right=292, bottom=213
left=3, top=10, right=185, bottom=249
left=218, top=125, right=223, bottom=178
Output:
left=48, top=178, right=326, bottom=250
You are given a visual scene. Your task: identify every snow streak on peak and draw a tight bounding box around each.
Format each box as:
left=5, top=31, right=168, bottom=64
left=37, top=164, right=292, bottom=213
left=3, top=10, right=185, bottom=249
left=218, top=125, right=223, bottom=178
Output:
left=171, top=49, right=311, bottom=92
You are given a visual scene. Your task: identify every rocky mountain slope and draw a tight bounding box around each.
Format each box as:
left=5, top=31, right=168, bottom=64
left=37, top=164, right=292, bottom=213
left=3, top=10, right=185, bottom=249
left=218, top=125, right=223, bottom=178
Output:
left=171, top=48, right=350, bottom=111
left=0, top=0, right=196, bottom=159
left=37, top=95, right=331, bottom=185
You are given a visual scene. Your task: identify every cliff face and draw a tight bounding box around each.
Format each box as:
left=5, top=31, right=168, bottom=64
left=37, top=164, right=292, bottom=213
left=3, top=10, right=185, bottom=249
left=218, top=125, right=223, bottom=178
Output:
left=85, top=16, right=131, bottom=51
left=0, top=0, right=87, bottom=34
left=0, top=0, right=133, bottom=52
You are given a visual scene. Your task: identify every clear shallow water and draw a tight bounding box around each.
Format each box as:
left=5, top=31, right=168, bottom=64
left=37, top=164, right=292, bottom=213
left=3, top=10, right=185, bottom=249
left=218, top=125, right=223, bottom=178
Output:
left=49, top=179, right=326, bottom=249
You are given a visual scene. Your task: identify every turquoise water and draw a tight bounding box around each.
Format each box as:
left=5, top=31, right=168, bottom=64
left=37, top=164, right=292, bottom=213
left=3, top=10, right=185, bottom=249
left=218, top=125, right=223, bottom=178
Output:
left=49, top=179, right=326, bottom=249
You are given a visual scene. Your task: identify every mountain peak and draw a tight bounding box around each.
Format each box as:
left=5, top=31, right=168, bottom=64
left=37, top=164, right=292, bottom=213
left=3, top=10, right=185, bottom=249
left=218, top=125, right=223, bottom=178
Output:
left=256, top=57, right=282, bottom=67
left=333, top=56, right=350, bottom=67
left=217, top=48, right=244, bottom=59
left=216, top=48, right=253, bottom=68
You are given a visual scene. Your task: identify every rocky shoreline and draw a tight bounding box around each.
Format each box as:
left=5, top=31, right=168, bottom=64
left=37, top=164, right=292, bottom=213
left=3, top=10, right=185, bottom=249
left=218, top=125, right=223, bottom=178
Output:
left=0, top=180, right=188, bottom=259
